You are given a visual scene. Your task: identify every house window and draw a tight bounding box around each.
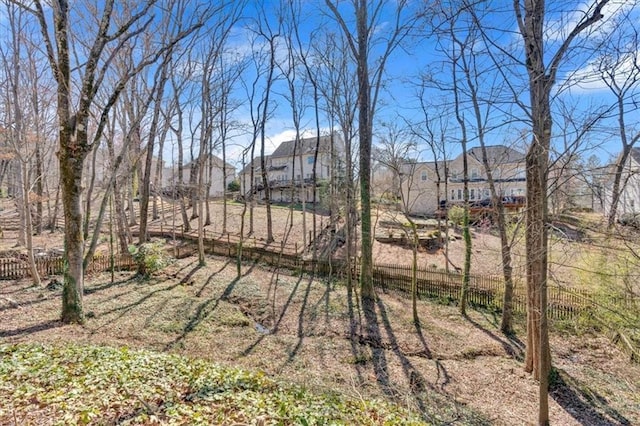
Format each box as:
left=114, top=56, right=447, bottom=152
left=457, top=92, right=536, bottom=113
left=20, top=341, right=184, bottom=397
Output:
left=471, top=168, right=479, bottom=179
left=421, top=171, right=427, bottom=181
left=451, top=189, right=455, bottom=200
left=307, top=156, right=314, bottom=164
left=457, top=189, right=462, bottom=200
left=451, top=169, right=459, bottom=179
left=470, top=189, right=475, bottom=200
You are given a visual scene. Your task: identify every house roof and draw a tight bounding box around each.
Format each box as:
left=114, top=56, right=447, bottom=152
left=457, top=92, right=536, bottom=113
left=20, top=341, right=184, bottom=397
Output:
left=238, top=155, right=270, bottom=175
left=468, top=145, right=525, bottom=165
left=182, top=154, right=235, bottom=171
left=270, top=134, right=337, bottom=158
left=631, top=147, right=640, bottom=165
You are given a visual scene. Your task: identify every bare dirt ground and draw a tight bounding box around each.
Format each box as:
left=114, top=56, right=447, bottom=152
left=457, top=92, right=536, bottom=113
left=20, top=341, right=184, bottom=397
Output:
left=0, top=198, right=640, bottom=290
left=1, top=254, right=639, bottom=425
left=1, top=197, right=635, bottom=292
left=0, top=197, right=330, bottom=255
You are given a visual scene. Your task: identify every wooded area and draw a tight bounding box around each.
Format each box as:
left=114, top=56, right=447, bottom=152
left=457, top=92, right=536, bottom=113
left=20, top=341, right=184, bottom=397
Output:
left=2, top=0, right=640, bottom=423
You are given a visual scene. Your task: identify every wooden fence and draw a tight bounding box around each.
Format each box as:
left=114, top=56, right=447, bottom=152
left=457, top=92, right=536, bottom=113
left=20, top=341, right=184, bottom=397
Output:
left=365, top=262, right=596, bottom=320
left=0, top=234, right=615, bottom=324
left=141, top=229, right=601, bottom=322
left=0, top=253, right=135, bottom=280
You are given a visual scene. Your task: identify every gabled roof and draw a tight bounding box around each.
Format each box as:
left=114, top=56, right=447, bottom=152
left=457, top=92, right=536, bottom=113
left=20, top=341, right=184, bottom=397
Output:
left=468, top=145, right=525, bottom=165
left=270, top=134, right=336, bottom=158
left=400, top=160, right=449, bottom=182
left=182, top=154, right=235, bottom=171
left=631, top=147, right=640, bottom=165
left=239, top=155, right=270, bottom=175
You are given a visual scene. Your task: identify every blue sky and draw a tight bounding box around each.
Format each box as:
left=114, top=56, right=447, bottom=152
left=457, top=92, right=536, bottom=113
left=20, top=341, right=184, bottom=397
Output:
left=201, top=0, right=638, bottom=171
left=1, top=0, right=637, bottom=169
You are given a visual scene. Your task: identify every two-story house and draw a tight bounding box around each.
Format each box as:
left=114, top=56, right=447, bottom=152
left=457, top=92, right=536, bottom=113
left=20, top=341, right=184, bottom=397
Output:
left=401, top=145, right=526, bottom=216
left=239, top=133, right=344, bottom=203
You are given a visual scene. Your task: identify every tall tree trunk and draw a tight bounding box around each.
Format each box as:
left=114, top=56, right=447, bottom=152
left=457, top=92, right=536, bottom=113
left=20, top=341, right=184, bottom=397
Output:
left=355, top=0, right=374, bottom=300
left=513, top=2, right=609, bottom=423
left=139, top=61, right=169, bottom=245
left=59, top=135, right=88, bottom=324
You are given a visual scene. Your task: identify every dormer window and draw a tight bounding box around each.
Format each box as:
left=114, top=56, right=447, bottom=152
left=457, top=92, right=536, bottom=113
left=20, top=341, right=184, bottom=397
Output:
left=421, top=170, right=428, bottom=181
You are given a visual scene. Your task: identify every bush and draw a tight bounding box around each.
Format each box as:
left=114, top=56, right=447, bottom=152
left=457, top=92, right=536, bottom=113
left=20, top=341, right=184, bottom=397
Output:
left=227, top=180, right=240, bottom=192
left=447, top=205, right=465, bottom=226
left=128, top=242, right=170, bottom=277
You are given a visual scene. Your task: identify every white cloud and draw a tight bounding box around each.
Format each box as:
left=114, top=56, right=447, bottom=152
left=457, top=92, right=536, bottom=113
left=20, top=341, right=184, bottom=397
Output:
left=544, top=1, right=633, bottom=43
left=561, top=48, right=640, bottom=93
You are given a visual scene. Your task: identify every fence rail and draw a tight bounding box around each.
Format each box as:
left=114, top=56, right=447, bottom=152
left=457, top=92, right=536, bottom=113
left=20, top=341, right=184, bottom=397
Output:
left=0, top=237, right=624, bottom=324
left=0, top=253, right=135, bottom=280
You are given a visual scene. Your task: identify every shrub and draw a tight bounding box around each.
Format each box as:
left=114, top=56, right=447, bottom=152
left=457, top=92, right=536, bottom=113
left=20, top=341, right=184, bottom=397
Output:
left=227, top=180, right=240, bottom=192
left=447, top=205, right=465, bottom=226
left=128, top=242, right=170, bottom=277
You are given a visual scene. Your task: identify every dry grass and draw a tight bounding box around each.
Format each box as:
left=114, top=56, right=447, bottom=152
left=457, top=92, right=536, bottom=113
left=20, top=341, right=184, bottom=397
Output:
left=1, top=252, right=639, bottom=425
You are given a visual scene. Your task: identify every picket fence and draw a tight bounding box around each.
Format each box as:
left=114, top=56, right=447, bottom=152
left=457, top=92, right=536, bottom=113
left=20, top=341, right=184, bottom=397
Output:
left=0, top=242, right=601, bottom=321
left=0, top=253, right=135, bottom=280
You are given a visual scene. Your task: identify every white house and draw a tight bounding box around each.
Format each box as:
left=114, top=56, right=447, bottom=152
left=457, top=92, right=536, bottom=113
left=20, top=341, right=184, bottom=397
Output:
left=401, top=145, right=527, bottom=215
left=603, top=147, right=640, bottom=220
left=239, top=133, right=344, bottom=203
left=163, top=154, right=235, bottom=198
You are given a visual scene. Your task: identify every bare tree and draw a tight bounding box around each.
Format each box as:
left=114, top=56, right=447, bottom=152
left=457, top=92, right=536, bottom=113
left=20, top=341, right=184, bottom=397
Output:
left=513, top=1, right=611, bottom=423
left=325, top=0, right=421, bottom=301
left=0, top=1, right=41, bottom=285
left=593, top=14, right=640, bottom=227
left=405, top=82, right=453, bottom=272
left=443, top=2, right=519, bottom=332
left=374, top=122, right=421, bottom=322
left=314, top=32, right=359, bottom=289
left=19, top=0, right=209, bottom=324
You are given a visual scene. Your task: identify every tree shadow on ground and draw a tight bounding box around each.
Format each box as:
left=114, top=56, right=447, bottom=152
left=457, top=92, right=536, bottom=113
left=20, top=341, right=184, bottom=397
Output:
left=551, top=369, right=631, bottom=426
left=284, top=276, right=313, bottom=363
left=195, top=258, right=231, bottom=297
left=0, top=319, right=62, bottom=338
left=346, top=284, right=366, bottom=386
left=463, top=312, right=524, bottom=361
left=84, top=276, right=138, bottom=295
left=167, top=259, right=260, bottom=351
left=374, top=297, right=441, bottom=417
left=240, top=273, right=308, bottom=359
left=412, top=317, right=433, bottom=359
left=358, top=295, right=474, bottom=423
left=91, top=263, right=207, bottom=332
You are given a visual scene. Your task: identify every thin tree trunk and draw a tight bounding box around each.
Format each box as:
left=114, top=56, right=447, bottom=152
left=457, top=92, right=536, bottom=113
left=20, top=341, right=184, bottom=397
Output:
left=83, top=143, right=100, bottom=239
left=49, top=184, right=60, bottom=232
left=22, top=163, right=41, bottom=286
